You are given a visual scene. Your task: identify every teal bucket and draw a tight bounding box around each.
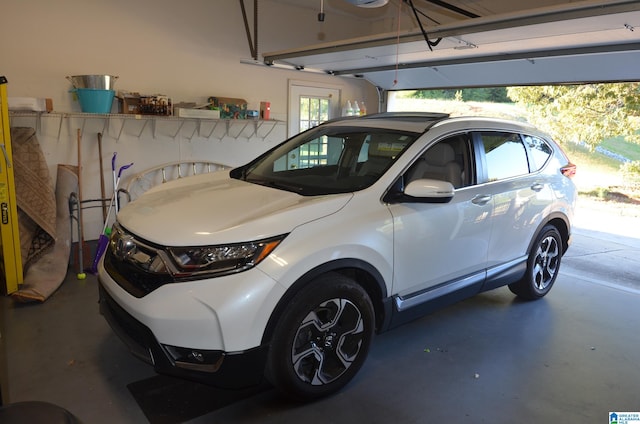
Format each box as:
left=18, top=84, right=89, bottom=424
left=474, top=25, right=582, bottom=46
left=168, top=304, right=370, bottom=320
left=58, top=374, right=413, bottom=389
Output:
left=75, top=88, right=115, bottom=113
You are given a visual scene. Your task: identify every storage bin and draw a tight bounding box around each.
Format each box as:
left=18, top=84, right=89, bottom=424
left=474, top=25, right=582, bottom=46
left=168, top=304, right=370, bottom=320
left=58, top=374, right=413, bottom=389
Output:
left=74, top=88, right=115, bottom=113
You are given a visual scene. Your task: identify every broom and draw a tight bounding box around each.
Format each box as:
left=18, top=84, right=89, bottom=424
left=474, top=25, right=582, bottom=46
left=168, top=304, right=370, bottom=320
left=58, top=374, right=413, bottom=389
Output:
left=76, top=128, right=89, bottom=280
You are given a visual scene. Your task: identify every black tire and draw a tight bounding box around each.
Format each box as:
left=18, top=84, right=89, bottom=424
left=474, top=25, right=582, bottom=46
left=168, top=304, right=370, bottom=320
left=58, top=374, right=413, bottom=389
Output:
left=266, top=273, right=374, bottom=401
left=509, top=224, right=563, bottom=300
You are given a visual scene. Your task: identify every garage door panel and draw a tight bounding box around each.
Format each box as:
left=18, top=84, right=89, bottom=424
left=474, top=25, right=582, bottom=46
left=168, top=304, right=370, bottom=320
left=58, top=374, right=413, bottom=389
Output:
left=264, top=2, right=640, bottom=90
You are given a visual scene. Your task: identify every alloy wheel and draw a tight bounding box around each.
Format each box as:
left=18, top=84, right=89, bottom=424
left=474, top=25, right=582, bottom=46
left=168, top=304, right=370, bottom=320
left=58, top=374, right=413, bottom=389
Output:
left=291, top=298, right=365, bottom=385
left=532, top=235, right=560, bottom=291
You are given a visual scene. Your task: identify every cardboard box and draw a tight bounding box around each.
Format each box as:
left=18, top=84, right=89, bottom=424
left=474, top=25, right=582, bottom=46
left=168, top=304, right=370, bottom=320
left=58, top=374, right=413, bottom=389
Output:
left=117, top=91, right=141, bottom=114
left=8, top=97, right=53, bottom=112
left=175, top=107, right=220, bottom=119
left=173, top=102, right=197, bottom=112
left=117, top=92, right=171, bottom=115
left=139, top=95, right=172, bottom=116
left=208, top=96, right=247, bottom=119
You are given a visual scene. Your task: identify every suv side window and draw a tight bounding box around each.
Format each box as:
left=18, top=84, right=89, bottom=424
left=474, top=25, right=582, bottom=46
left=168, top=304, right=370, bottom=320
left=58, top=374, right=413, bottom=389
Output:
left=479, top=132, right=529, bottom=182
left=523, top=135, right=553, bottom=172
left=406, top=133, right=473, bottom=188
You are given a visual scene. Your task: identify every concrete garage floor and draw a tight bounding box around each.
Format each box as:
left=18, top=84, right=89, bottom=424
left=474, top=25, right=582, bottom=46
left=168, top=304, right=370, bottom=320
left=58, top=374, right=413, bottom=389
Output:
left=1, top=202, right=639, bottom=424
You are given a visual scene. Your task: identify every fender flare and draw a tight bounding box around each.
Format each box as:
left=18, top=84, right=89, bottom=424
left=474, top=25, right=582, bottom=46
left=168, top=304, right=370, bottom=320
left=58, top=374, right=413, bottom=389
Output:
left=261, top=258, right=390, bottom=345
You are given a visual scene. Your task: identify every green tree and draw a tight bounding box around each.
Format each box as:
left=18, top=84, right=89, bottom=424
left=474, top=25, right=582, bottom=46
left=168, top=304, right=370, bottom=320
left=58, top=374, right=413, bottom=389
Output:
left=411, top=87, right=510, bottom=102
left=507, top=84, right=640, bottom=150
left=411, top=89, right=456, bottom=99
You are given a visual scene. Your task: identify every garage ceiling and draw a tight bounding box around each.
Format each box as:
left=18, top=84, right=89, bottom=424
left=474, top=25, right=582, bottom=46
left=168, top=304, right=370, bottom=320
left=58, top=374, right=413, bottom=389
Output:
left=263, top=0, right=640, bottom=90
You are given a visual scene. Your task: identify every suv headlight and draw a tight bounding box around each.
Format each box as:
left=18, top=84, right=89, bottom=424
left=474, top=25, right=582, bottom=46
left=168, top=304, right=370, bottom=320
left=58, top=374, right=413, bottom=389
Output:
left=166, top=235, right=286, bottom=278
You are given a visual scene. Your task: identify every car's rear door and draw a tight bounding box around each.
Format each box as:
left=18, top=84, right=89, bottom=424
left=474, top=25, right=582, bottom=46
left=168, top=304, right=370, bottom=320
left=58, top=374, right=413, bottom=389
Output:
left=473, top=131, right=555, bottom=269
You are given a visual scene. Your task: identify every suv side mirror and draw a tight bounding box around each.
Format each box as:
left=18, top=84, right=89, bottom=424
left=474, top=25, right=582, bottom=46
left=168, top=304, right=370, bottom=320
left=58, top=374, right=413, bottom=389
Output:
left=403, top=179, right=454, bottom=203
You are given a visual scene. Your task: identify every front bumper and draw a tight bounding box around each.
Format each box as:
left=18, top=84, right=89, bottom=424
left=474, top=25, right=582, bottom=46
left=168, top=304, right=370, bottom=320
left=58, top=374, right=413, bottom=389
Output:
left=98, top=281, right=267, bottom=389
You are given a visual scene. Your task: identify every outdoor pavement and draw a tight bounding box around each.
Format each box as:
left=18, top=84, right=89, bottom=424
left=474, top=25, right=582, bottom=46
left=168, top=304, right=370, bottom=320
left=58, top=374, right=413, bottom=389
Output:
left=567, top=198, right=640, bottom=292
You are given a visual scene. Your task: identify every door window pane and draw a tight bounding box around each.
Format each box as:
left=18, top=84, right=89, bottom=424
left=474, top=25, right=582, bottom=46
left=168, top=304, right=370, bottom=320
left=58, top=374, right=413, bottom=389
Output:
left=480, top=132, right=529, bottom=181
left=297, top=96, right=331, bottom=166
left=406, top=134, right=471, bottom=188
left=299, top=96, right=329, bottom=133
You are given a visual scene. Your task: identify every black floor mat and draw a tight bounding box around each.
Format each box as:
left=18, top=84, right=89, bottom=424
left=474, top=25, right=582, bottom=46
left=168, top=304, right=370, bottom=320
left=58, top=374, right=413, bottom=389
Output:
left=127, top=375, right=270, bottom=424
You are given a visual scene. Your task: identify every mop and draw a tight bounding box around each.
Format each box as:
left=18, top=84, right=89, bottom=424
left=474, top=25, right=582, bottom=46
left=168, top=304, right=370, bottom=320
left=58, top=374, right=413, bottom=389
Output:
left=89, top=153, right=132, bottom=274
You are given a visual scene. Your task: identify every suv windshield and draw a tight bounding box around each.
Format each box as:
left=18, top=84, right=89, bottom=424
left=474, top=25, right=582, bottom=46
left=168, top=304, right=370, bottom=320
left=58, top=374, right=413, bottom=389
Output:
left=234, top=126, right=420, bottom=195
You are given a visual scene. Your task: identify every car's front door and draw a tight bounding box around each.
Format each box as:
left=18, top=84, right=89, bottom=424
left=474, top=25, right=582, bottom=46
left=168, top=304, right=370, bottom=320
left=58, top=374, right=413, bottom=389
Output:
left=388, top=134, right=493, bottom=301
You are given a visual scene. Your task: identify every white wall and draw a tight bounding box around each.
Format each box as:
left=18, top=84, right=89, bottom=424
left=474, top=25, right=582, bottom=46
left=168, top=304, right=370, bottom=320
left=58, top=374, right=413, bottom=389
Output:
left=1, top=0, right=379, bottom=239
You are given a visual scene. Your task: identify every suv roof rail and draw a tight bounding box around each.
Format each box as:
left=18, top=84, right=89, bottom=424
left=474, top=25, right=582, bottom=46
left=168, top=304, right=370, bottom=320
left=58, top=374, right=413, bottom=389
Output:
left=363, top=112, right=450, bottom=120
left=325, top=112, right=449, bottom=124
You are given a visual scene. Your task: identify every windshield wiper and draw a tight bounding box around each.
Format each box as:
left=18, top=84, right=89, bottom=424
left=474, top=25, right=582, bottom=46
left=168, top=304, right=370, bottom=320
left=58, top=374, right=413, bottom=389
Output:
left=246, top=177, right=304, bottom=193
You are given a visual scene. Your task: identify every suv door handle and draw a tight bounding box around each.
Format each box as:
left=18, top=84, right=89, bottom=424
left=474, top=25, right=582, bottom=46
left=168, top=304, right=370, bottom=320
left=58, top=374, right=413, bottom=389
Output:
left=531, top=183, right=544, bottom=192
left=472, top=194, right=492, bottom=205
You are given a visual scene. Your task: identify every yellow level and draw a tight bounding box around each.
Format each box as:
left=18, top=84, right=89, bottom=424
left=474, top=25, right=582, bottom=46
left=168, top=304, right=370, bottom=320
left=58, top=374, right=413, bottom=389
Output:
left=0, top=76, right=23, bottom=294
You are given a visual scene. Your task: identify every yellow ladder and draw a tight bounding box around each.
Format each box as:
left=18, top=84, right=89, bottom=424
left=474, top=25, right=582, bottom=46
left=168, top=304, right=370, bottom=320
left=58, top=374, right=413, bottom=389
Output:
left=0, top=76, right=23, bottom=294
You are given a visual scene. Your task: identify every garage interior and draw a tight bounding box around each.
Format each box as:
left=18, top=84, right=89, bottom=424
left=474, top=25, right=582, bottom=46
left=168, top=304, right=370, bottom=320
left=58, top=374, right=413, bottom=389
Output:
left=1, top=0, right=639, bottom=423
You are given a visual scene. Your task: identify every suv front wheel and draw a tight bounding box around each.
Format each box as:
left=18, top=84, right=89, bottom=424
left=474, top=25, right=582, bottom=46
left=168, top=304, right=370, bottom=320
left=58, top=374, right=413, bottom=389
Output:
left=266, top=273, right=375, bottom=400
left=509, top=224, right=563, bottom=300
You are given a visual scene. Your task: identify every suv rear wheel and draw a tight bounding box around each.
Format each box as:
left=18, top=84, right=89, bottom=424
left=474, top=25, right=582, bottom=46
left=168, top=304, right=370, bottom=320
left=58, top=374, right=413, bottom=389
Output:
left=266, top=273, right=374, bottom=400
left=509, top=224, right=562, bottom=300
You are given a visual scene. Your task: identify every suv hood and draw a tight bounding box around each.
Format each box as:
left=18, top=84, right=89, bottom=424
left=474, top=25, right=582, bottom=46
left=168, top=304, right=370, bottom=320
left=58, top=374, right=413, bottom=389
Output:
left=117, top=171, right=352, bottom=246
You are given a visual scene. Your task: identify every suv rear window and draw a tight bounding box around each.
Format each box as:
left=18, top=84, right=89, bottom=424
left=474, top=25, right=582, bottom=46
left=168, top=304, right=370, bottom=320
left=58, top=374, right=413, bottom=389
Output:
left=523, top=135, right=553, bottom=172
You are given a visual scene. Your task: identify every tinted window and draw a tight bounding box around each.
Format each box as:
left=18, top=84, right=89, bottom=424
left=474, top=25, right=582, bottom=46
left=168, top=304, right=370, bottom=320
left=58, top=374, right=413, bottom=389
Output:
left=480, top=132, right=529, bottom=181
left=523, top=135, right=552, bottom=172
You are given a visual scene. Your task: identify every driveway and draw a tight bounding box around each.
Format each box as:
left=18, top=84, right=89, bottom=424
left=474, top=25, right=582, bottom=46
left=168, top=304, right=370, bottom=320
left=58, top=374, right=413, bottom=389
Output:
left=563, top=197, right=640, bottom=292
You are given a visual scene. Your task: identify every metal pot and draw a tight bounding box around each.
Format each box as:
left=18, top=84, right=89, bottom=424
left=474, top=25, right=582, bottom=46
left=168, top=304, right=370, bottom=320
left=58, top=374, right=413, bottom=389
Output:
left=66, top=75, right=119, bottom=90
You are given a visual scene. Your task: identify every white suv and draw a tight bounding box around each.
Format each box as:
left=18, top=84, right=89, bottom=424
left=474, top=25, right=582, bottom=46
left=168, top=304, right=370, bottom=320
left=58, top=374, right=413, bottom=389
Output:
left=98, top=113, right=577, bottom=400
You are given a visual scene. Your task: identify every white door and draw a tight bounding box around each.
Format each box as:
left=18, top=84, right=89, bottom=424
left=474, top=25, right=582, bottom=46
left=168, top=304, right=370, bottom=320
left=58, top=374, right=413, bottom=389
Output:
left=390, top=135, right=493, bottom=298
left=288, top=81, right=340, bottom=138
left=475, top=131, right=554, bottom=268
